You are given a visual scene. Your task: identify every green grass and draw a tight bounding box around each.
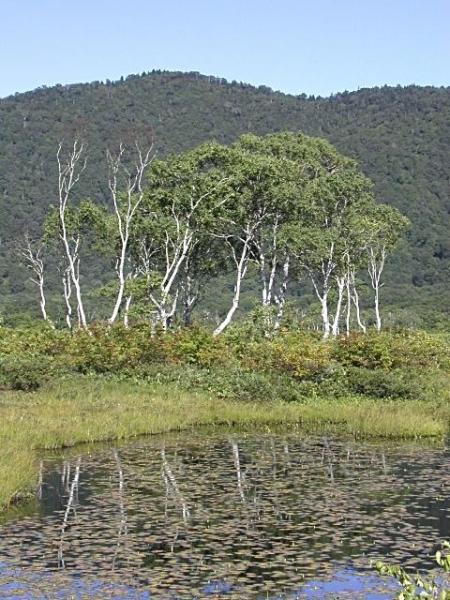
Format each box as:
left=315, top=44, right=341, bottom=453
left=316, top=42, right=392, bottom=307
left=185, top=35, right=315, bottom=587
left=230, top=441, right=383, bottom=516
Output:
left=1, top=375, right=448, bottom=512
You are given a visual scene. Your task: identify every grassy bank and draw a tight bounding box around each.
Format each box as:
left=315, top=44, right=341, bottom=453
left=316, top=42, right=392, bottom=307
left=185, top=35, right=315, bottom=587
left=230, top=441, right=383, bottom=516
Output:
left=1, top=375, right=449, bottom=511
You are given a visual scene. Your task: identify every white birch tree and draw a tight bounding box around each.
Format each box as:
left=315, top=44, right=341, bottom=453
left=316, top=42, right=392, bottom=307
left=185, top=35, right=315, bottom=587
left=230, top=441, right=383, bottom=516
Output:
left=56, top=138, right=88, bottom=328
left=211, top=146, right=281, bottom=336
left=20, top=233, right=50, bottom=322
left=365, top=204, right=409, bottom=331
left=107, top=137, right=155, bottom=324
left=134, top=143, right=230, bottom=330
left=286, top=169, right=376, bottom=338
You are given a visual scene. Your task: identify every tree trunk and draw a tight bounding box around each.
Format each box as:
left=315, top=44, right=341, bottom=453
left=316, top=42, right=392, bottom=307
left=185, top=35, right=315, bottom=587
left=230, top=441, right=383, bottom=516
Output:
left=213, top=241, right=249, bottom=337
left=368, top=246, right=386, bottom=332
left=123, top=294, right=132, bottom=328
left=320, top=293, right=331, bottom=339
left=273, top=255, right=290, bottom=332
left=374, top=285, right=382, bottom=331
left=345, top=275, right=351, bottom=336
left=62, top=270, right=73, bottom=330
left=331, top=276, right=345, bottom=337
left=349, top=272, right=366, bottom=333
left=109, top=245, right=127, bottom=325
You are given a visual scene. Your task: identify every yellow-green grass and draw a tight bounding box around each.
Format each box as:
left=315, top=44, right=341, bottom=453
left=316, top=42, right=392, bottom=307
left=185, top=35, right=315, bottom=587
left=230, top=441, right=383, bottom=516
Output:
left=0, top=376, right=448, bottom=511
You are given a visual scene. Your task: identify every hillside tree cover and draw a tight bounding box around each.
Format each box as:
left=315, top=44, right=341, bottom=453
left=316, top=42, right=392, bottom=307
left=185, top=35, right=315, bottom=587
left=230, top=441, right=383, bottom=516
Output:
left=0, top=71, right=448, bottom=326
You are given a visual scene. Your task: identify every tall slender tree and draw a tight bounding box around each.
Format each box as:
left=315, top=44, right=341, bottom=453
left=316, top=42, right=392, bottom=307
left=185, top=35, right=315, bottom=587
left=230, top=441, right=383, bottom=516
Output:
left=107, top=135, right=155, bottom=325
left=56, top=138, right=88, bottom=328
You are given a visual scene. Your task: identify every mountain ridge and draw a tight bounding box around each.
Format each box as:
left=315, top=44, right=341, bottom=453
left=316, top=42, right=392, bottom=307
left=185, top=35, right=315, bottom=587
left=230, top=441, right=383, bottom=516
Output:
left=3, top=69, right=448, bottom=101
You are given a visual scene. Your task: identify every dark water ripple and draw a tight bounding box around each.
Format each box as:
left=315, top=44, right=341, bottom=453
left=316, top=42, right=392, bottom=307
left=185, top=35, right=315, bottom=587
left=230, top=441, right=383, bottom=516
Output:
left=0, top=432, right=449, bottom=598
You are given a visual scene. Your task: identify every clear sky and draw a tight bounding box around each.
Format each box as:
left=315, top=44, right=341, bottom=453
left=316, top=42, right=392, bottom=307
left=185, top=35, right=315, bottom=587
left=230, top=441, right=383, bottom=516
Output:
left=1, top=0, right=449, bottom=98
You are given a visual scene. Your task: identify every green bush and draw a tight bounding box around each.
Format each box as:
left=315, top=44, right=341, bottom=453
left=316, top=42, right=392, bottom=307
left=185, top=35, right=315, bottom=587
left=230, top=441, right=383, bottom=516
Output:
left=130, top=362, right=308, bottom=403
left=0, top=324, right=64, bottom=358
left=241, top=332, right=333, bottom=380
left=0, top=356, right=55, bottom=391
left=345, top=367, right=423, bottom=400
left=334, top=329, right=450, bottom=370
left=161, top=326, right=234, bottom=367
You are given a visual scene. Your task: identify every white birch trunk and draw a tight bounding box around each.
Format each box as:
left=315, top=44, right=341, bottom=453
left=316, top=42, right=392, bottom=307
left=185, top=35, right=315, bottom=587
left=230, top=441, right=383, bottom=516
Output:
left=345, top=274, right=351, bottom=336
left=320, top=293, right=331, bottom=339
left=107, top=140, right=155, bottom=324
left=57, top=139, right=88, bottom=329
left=368, top=246, right=386, bottom=331
left=62, top=268, right=73, bottom=329
left=181, top=272, right=198, bottom=327
left=331, top=276, right=346, bottom=336
left=147, top=181, right=227, bottom=330
left=21, top=235, right=49, bottom=322
left=305, top=242, right=336, bottom=339
left=273, top=255, right=290, bottom=331
left=349, top=271, right=366, bottom=333
left=213, top=237, right=250, bottom=336
left=123, top=294, right=132, bottom=328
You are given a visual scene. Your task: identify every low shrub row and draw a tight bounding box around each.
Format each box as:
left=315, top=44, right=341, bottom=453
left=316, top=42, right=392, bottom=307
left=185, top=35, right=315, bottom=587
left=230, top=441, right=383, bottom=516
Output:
left=0, top=323, right=448, bottom=401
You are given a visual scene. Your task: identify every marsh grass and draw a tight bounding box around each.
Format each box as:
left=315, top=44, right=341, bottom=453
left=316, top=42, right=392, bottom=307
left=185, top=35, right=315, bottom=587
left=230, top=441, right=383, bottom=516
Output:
left=0, top=375, right=448, bottom=511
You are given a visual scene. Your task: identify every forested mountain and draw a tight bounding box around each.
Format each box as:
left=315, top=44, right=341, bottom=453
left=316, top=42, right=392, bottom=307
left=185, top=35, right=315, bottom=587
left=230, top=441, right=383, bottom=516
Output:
left=0, top=71, right=449, bottom=326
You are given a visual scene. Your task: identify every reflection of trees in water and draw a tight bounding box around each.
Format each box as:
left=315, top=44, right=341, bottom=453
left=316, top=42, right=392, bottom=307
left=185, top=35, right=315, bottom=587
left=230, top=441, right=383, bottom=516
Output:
left=231, top=440, right=246, bottom=505
left=0, top=434, right=448, bottom=598
left=112, top=449, right=128, bottom=571
left=161, top=445, right=190, bottom=524
left=58, top=456, right=81, bottom=569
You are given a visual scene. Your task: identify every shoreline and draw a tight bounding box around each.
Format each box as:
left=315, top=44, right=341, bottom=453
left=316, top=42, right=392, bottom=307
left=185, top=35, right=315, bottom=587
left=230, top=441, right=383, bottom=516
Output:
left=1, top=375, right=448, bottom=513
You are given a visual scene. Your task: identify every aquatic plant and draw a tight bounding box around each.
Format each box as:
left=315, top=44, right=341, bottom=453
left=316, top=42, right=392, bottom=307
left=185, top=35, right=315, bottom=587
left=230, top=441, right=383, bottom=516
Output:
left=376, top=541, right=450, bottom=599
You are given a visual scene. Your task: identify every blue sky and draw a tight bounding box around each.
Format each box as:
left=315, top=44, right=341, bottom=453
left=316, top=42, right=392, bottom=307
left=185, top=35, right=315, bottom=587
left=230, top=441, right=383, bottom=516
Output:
left=1, top=0, right=449, bottom=98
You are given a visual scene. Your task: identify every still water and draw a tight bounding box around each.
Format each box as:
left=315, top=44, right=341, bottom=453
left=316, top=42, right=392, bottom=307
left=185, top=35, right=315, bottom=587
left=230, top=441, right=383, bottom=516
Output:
left=0, top=431, right=449, bottom=599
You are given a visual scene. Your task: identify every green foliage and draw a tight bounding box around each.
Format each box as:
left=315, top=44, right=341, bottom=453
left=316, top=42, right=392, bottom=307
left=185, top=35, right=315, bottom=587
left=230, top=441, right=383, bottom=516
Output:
left=130, top=363, right=303, bottom=403
left=333, top=330, right=450, bottom=370
left=345, top=367, right=423, bottom=400
left=241, top=332, right=335, bottom=380
left=376, top=541, right=450, bottom=599
left=0, top=356, right=54, bottom=391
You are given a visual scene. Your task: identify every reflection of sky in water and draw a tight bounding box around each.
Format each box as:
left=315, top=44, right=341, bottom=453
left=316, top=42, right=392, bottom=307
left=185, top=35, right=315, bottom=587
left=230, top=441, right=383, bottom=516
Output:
left=0, top=432, right=448, bottom=599
left=0, top=561, right=150, bottom=598
left=0, top=562, right=394, bottom=599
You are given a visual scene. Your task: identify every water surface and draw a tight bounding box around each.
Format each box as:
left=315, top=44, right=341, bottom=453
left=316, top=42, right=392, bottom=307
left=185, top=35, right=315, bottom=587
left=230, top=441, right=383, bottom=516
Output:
left=0, top=431, right=449, bottom=598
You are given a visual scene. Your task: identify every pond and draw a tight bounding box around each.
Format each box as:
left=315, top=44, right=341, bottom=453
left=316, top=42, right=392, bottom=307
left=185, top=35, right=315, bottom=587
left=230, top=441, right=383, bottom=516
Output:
left=0, top=431, right=449, bottom=599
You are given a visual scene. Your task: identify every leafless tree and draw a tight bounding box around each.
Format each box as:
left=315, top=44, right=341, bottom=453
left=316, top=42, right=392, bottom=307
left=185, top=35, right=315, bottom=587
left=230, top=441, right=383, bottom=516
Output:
left=57, top=138, right=88, bottom=328
left=107, top=136, right=155, bottom=324
left=368, top=245, right=386, bottom=331
left=20, top=233, right=50, bottom=322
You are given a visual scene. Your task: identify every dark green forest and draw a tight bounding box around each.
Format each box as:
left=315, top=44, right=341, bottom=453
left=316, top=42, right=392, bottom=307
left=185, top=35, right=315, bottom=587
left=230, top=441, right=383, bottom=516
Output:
left=0, top=71, right=449, bottom=327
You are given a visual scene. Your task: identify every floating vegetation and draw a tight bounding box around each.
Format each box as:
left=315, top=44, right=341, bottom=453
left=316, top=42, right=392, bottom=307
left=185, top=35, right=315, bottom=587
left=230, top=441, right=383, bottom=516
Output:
left=0, top=432, right=448, bottom=598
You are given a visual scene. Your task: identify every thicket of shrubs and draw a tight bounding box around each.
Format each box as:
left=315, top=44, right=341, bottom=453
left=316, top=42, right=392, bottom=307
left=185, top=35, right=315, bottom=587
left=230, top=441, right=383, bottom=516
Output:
left=0, top=323, right=448, bottom=402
